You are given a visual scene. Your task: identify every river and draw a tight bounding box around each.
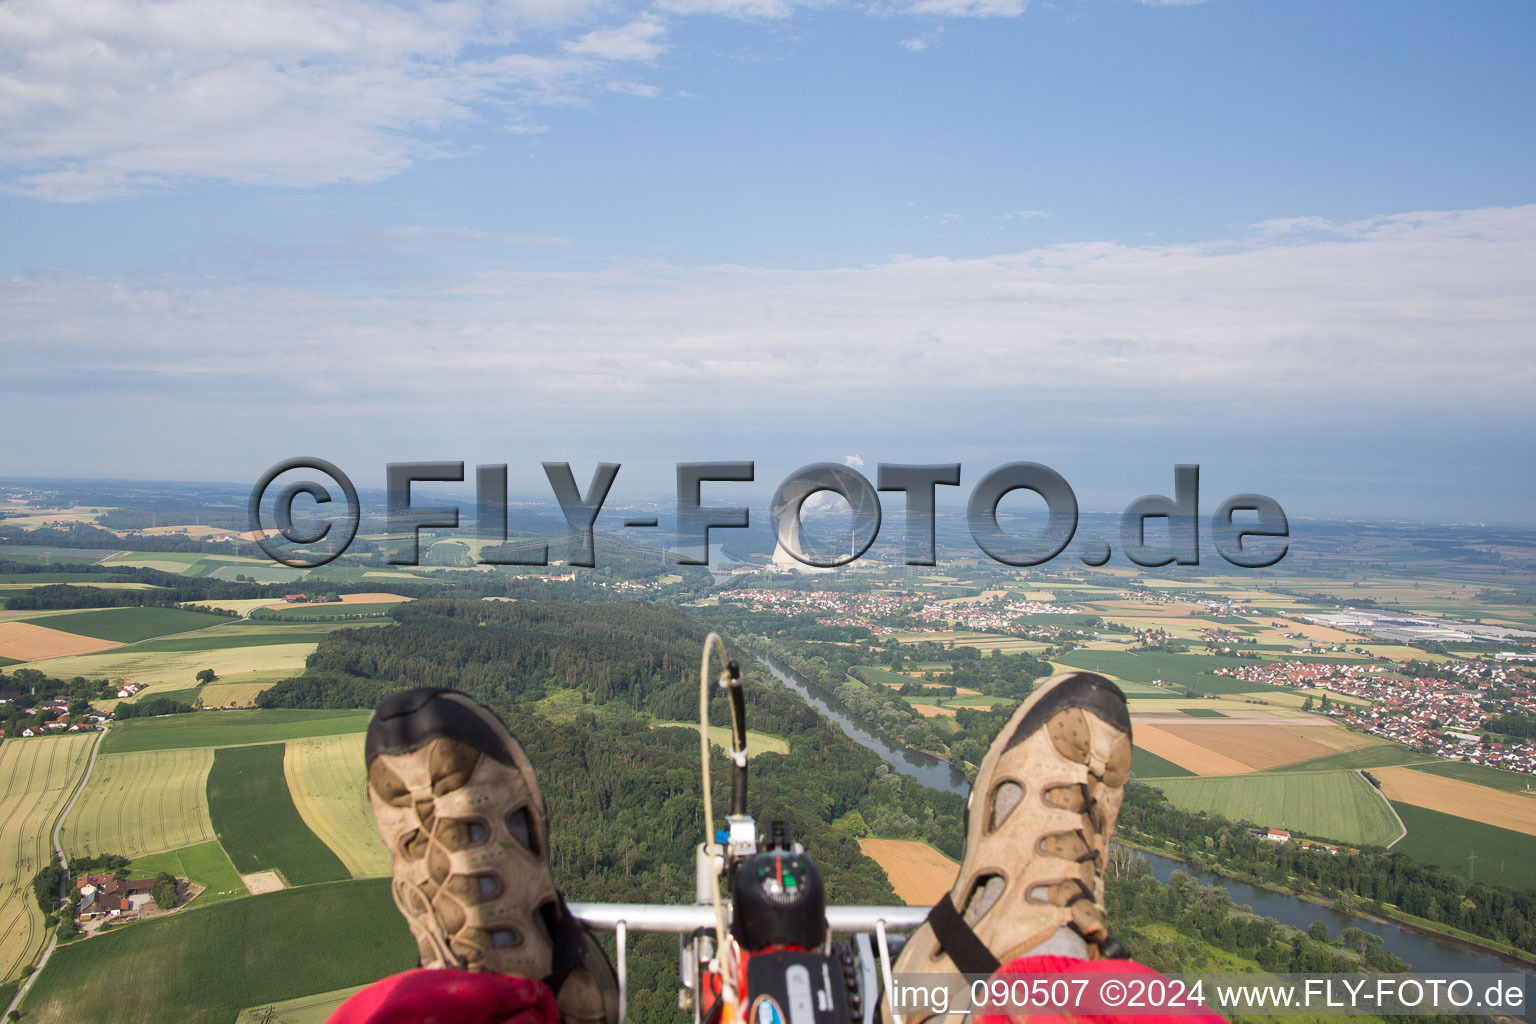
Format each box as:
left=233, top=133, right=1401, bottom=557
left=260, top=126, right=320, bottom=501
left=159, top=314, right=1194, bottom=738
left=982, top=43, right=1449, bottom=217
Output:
left=758, top=657, right=1533, bottom=979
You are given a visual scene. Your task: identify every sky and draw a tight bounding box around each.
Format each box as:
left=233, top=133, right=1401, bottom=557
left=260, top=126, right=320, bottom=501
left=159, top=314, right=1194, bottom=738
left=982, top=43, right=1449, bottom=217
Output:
left=1, top=0, right=1534, bottom=523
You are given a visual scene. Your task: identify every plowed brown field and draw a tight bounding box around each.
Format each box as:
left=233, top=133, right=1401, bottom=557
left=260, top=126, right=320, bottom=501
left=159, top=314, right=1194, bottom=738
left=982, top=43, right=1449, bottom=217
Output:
left=858, top=839, right=957, bottom=905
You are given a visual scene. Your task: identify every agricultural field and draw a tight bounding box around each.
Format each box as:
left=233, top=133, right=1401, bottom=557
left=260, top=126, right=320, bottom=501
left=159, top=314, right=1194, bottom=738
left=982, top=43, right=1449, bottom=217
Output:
left=13, top=643, right=318, bottom=705
left=1265, top=744, right=1431, bottom=774
left=857, top=838, right=957, bottom=906
left=103, top=709, right=372, bottom=755
left=0, top=621, right=122, bottom=661
left=199, top=681, right=274, bottom=707
left=1371, top=766, right=1536, bottom=837
left=207, top=744, right=351, bottom=886
left=1132, top=721, right=1386, bottom=776
left=30, top=606, right=230, bottom=643
left=1404, top=759, right=1536, bottom=793
left=0, top=734, right=95, bottom=983
left=127, top=841, right=249, bottom=909
left=1388, top=803, right=1536, bottom=891
left=1130, top=746, right=1195, bottom=779
left=19, top=879, right=414, bottom=1024
left=1149, top=771, right=1402, bottom=848
left=235, top=985, right=369, bottom=1023
left=284, top=735, right=391, bottom=878
left=61, top=747, right=215, bottom=860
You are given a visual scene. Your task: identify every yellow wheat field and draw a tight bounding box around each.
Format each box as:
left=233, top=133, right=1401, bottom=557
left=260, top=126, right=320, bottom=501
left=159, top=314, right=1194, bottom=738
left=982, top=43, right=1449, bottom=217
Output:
left=284, top=734, right=391, bottom=878
left=60, top=748, right=215, bottom=861
left=0, top=735, right=95, bottom=982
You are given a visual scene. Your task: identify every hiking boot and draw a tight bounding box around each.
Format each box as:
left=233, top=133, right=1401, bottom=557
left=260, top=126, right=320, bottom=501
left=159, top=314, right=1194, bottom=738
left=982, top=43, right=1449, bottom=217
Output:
left=887, top=672, right=1133, bottom=1023
left=366, top=687, right=620, bottom=1024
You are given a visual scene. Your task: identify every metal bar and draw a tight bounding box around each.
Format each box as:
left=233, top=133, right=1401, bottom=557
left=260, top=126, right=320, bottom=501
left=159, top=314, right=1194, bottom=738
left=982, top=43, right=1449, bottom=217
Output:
left=616, top=920, right=628, bottom=1024
left=569, top=902, right=929, bottom=934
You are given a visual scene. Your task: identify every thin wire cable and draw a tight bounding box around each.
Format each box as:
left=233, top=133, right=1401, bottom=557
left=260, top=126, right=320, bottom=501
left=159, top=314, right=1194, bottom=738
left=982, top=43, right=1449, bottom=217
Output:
left=699, top=632, right=737, bottom=1000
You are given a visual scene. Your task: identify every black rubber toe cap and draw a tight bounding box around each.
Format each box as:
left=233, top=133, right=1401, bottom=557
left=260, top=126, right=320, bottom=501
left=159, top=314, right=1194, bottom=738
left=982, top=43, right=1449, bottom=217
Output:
left=365, top=687, right=517, bottom=766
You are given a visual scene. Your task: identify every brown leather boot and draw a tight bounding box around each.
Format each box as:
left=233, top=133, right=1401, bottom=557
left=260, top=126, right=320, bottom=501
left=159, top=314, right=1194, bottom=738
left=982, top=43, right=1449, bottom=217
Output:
left=366, top=687, right=620, bottom=1024
left=887, top=672, right=1133, bottom=1024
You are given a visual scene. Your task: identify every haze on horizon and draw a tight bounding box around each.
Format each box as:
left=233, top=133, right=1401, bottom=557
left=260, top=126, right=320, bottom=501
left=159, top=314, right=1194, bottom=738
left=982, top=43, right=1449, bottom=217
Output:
left=1, top=0, right=1532, bottom=523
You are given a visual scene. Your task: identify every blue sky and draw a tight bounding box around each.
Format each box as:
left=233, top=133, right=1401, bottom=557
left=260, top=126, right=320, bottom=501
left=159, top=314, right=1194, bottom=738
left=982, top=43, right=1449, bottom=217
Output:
left=1, top=0, right=1533, bottom=522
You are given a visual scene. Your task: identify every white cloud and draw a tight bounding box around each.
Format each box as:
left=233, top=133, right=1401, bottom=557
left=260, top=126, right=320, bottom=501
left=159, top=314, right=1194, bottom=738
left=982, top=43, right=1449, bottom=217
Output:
left=5, top=206, right=1531, bottom=428
left=909, top=0, right=1026, bottom=18
left=899, top=37, right=929, bottom=51
left=607, top=80, right=663, bottom=98
left=0, top=0, right=667, bottom=201
left=652, top=0, right=793, bottom=17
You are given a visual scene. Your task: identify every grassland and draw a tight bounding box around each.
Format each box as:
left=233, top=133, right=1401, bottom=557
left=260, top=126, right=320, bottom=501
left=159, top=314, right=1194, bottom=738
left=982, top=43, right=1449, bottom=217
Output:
left=199, top=681, right=275, bottom=707
left=284, top=735, right=390, bottom=878
left=208, top=744, right=350, bottom=885
left=1130, top=746, right=1195, bottom=779
left=30, top=607, right=229, bottom=643
left=651, top=721, right=791, bottom=756
left=1150, top=771, right=1402, bottom=848
left=127, top=841, right=249, bottom=908
left=0, top=734, right=95, bottom=983
left=101, top=708, right=372, bottom=754
left=61, top=747, right=214, bottom=860
left=1389, top=803, right=1536, bottom=891
left=1259, top=744, right=1430, bottom=773
left=235, top=985, right=369, bottom=1023
left=20, top=879, right=414, bottom=1024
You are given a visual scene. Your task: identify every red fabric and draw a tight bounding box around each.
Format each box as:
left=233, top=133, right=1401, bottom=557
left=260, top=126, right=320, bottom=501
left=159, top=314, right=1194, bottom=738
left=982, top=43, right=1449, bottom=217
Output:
left=972, top=955, right=1229, bottom=1024
left=327, top=968, right=558, bottom=1024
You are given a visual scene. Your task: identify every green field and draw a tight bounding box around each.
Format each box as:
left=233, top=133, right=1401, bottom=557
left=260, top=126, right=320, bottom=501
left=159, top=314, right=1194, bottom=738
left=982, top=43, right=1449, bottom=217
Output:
left=1405, top=760, right=1536, bottom=793
left=61, top=747, right=215, bottom=860
left=31, top=606, right=229, bottom=642
left=1151, top=771, right=1403, bottom=847
left=102, top=709, right=372, bottom=754
left=1057, top=650, right=1246, bottom=690
left=0, top=656, right=17, bottom=667
left=207, top=744, right=350, bottom=885
left=128, top=629, right=337, bottom=652
left=127, top=841, right=249, bottom=908
left=1263, top=744, right=1430, bottom=774
left=20, top=880, right=414, bottom=1024
left=1179, top=707, right=1227, bottom=717
left=1390, top=803, right=1536, bottom=890
left=652, top=721, right=791, bottom=756
left=1131, top=746, right=1195, bottom=779
left=235, top=984, right=369, bottom=1023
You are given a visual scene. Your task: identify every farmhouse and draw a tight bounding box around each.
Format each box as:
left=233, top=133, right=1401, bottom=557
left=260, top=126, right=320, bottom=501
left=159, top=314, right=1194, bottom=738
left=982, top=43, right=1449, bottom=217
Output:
left=1264, top=828, right=1292, bottom=843
left=115, top=683, right=146, bottom=698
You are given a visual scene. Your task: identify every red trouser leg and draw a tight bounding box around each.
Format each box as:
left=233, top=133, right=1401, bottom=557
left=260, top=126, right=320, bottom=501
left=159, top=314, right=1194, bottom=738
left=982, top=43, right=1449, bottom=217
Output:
left=327, top=968, right=559, bottom=1024
left=971, top=955, right=1230, bottom=1024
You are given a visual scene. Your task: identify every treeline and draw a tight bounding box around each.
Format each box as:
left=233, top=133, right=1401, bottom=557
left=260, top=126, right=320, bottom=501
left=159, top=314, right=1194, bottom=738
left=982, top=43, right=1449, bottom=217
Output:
left=1109, top=861, right=1410, bottom=975
left=114, top=697, right=196, bottom=719
left=1119, top=782, right=1536, bottom=955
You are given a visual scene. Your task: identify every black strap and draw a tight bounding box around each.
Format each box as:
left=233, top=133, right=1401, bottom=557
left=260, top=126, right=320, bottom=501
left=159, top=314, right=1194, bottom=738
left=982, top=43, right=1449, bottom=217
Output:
left=925, top=894, right=1000, bottom=976
left=546, top=894, right=587, bottom=992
